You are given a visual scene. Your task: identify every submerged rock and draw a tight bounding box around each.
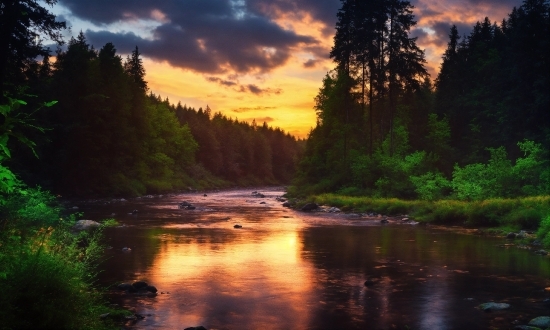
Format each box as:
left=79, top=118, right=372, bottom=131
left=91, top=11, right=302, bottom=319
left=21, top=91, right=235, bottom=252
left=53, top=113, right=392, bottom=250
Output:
left=234, top=224, right=242, bottom=229
left=478, top=302, right=511, bottom=312
left=184, top=326, right=207, bottom=330
left=529, top=316, right=550, bottom=328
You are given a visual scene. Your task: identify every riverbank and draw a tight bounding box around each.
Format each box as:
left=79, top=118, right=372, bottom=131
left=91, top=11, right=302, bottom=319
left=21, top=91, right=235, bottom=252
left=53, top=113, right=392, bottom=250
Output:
left=293, top=193, right=550, bottom=234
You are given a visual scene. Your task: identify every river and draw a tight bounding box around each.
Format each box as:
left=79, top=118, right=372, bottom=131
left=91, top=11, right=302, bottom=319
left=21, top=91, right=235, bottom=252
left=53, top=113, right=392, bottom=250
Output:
left=75, top=187, right=550, bottom=329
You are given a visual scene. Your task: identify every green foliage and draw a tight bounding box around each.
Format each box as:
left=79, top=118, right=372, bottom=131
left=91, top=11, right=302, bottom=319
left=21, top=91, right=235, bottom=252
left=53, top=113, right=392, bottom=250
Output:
left=537, top=215, right=550, bottom=248
left=410, top=171, right=450, bottom=200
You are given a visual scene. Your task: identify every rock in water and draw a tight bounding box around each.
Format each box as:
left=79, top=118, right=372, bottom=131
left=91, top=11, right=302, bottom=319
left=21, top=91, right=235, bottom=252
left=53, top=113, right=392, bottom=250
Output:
left=478, top=302, right=511, bottom=312
left=132, top=281, right=148, bottom=290
left=234, top=224, right=242, bottom=229
left=301, top=203, right=318, bottom=211
left=72, top=220, right=101, bottom=232
left=529, top=316, right=550, bottom=328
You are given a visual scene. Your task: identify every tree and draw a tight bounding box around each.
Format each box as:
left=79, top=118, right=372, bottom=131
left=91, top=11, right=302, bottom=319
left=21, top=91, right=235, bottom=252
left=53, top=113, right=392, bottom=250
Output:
left=0, top=0, right=65, bottom=99
left=124, top=46, right=147, bottom=91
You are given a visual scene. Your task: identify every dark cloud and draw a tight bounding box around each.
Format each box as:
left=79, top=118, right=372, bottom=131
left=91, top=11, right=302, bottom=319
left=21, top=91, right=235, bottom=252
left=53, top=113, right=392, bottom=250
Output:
left=303, top=58, right=318, bottom=68
left=233, top=106, right=276, bottom=113
left=204, top=76, right=281, bottom=96
left=239, top=84, right=282, bottom=95
left=61, top=0, right=318, bottom=74
left=206, top=77, right=238, bottom=87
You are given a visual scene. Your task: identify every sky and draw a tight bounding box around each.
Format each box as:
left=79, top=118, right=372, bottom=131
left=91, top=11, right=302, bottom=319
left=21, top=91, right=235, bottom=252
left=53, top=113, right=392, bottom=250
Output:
left=48, top=0, right=523, bottom=138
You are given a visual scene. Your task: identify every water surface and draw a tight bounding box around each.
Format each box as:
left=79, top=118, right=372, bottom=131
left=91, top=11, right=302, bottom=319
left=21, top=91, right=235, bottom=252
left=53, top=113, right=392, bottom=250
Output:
left=76, top=188, right=550, bottom=329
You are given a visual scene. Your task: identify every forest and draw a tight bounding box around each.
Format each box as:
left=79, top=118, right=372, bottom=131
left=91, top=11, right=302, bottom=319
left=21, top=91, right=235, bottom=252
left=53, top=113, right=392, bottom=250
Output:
left=3, top=33, right=303, bottom=197
left=293, top=0, right=549, bottom=202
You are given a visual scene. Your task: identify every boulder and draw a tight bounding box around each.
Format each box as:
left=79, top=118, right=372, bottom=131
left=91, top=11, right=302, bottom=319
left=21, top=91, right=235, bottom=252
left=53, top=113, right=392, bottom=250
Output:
left=535, top=249, right=548, bottom=256
left=506, top=232, right=517, bottom=239
left=72, top=220, right=101, bottom=232
left=282, top=202, right=291, bottom=207
left=301, top=203, right=319, bottom=212
left=529, top=316, right=550, bottom=328
left=478, top=302, right=511, bottom=312
left=234, top=224, right=242, bottom=229
left=146, top=285, right=158, bottom=293
left=117, top=283, right=133, bottom=291
left=132, top=281, right=148, bottom=289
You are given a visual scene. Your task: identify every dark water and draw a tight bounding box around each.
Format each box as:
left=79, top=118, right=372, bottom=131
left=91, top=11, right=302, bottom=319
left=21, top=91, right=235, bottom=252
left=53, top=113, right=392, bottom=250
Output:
left=76, top=188, right=550, bottom=330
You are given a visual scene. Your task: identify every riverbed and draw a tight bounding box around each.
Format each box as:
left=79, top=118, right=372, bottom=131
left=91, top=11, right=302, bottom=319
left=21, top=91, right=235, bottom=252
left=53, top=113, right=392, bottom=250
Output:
left=75, top=187, right=550, bottom=329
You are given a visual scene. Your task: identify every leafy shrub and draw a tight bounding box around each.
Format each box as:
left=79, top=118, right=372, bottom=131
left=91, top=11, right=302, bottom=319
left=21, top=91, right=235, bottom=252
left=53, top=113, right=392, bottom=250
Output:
left=537, top=215, right=550, bottom=247
left=410, top=171, right=451, bottom=200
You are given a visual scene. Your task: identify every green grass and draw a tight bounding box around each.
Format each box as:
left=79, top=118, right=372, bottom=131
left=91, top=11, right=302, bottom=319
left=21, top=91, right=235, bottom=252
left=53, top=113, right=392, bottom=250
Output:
left=309, top=194, right=550, bottom=229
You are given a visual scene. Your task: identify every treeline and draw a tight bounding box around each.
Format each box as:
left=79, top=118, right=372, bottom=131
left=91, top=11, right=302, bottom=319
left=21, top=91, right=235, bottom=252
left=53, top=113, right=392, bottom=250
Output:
left=293, top=0, right=549, bottom=200
left=6, top=33, right=302, bottom=196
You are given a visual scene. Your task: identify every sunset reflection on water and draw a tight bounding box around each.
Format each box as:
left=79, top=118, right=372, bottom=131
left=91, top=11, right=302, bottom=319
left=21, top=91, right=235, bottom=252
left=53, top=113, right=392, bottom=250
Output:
left=91, top=188, right=550, bottom=330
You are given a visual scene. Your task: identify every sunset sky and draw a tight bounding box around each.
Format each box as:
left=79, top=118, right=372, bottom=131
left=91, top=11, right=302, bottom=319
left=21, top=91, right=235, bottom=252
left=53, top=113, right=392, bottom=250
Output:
left=50, top=0, right=523, bottom=138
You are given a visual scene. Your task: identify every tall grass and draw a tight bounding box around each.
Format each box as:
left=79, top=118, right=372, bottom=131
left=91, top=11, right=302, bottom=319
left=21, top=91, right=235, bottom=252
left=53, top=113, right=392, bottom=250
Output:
left=0, top=187, right=117, bottom=330
left=311, top=194, right=550, bottom=228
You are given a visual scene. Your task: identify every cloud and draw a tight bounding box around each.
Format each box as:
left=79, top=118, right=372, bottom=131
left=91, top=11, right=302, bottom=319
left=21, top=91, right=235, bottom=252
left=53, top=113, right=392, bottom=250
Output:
left=239, top=84, right=282, bottom=96
left=60, top=0, right=318, bottom=74
left=205, top=76, right=238, bottom=87
left=232, top=106, right=276, bottom=113
left=243, top=116, right=275, bottom=123
left=303, top=58, right=318, bottom=68
left=204, top=76, right=282, bottom=96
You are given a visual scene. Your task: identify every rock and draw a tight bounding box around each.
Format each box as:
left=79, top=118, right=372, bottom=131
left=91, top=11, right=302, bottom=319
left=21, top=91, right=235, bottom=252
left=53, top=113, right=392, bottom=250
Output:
left=260, top=202, right=266, bottom=204
left=282, top=202, right=291, bottom=207
left=131, top=209, right=138, bottom=214
left=364, top=279, right=376, bottom=286
left=185, top=205, right=196, bottom=210
left=514, top=326, right=543, bottom=330
left=234, top=224, right=242, bottom=229
left=100, top=313, right=110, bottom=319
left=184, top=327, right=207, bottom=330
left=507, top=232, right=517, bottom=239
left=72, top=220, right=101, bottom=232
left=535, top=249, right=548, bottom=255
left=178, top=201, right=193, bottom=208
left=478, top=302, right=511, bottom=312
left=132, top=281, right=148, bottom=289
left=380, top=218, right=389, bottom=224
left=301, top=203, right=318, bottom=212
left=328, top=207, right=341, bottom=213
left=401, top=217, right=409, bottom=221
left=532, top=240, right=543, bottom=246
left=122, top=247, right=132, bottom=252
left=146, top=285, right=158, bottom=293
left=529, top=316, right=550, bottom=328
left=117, top=283, right=133, bottom=291
left=203, top=194, right=207, bottom=197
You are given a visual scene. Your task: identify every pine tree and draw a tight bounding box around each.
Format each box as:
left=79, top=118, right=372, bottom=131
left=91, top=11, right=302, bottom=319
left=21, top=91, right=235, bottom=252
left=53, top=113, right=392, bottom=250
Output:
left=124, top=46, right=147, bottom=91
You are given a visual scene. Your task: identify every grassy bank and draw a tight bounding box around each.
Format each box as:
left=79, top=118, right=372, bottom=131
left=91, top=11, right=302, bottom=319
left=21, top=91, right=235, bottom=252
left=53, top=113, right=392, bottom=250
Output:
left=308, top=194, right=550, bottom=230
left=0, top=187, right=125, bottom=330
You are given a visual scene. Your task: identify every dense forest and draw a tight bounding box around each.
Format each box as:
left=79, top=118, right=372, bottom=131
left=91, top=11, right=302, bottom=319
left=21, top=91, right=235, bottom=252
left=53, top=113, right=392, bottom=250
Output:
left=3, top=34, right=303, bottom=197
left=293, top=0, right=549, bottom=200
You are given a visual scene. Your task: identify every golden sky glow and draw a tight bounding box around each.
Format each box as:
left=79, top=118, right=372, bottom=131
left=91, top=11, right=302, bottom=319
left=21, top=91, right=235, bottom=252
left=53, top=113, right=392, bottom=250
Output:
left=52, top=0, right=522, bottom=139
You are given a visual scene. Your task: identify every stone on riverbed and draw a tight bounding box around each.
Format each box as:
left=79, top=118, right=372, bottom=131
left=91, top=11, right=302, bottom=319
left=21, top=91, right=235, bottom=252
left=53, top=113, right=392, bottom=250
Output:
left=184, top=326, right=207, bottom=330
left=478, top=302, right=511, bottom=312
left=72, top=220, right=101, bottom=232
left=528, top=316, right=550, bottom=328
left=301, top=203, right=318, bottom=211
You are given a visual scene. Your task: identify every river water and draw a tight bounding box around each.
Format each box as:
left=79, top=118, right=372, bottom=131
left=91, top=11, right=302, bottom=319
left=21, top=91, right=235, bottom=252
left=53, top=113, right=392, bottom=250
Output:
left=76, top=187, right=550, bottom=329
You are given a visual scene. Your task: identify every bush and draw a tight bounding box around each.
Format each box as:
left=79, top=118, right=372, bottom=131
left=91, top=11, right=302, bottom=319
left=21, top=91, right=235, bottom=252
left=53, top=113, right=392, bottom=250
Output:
left=537, top=215, right=550, bottom=247
left=0, top=187, right=115, bottom=329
